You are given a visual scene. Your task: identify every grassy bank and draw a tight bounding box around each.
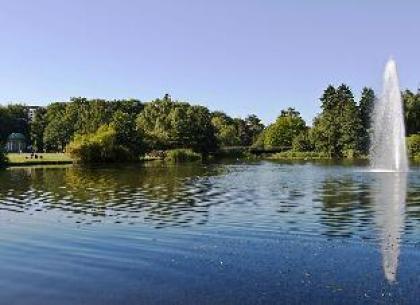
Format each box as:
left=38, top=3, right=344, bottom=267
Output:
left=7, top=153, right=73, bottom=166
left=266, top=151, right=332, bottom=160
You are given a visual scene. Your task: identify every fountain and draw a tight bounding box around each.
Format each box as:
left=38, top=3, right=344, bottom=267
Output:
left=370, top=59, right=408, bottom=172
left=369, top=59, right=408, bottom=283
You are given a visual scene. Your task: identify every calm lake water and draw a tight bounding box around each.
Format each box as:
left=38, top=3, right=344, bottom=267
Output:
left=0, top=161, right=419, bottom=305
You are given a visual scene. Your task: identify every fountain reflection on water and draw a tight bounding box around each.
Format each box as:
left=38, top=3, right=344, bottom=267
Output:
left=373, top=172, right=406, bottom=283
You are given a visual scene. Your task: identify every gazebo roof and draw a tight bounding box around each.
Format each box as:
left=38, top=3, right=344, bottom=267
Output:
left=7, top=133, right=26, bottom=141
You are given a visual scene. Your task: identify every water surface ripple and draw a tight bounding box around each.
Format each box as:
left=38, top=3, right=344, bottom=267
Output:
left=0, top=161, right=419, bottom=304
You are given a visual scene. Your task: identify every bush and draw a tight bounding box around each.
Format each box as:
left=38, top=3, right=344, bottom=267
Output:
left=67, top=125, right=136, bottom=163
left=407, top=134, right=420, bottom=158
left=165, top=149, right=202, bottom=163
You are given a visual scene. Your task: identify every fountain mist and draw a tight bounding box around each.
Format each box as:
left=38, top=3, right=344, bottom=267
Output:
left=370, top=59, right=408, bottom=172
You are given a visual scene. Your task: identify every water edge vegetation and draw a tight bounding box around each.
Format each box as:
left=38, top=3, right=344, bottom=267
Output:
left=1, top=86, right=420, bottom=166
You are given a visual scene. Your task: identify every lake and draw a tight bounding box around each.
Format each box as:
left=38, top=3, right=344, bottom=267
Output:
left=0, top=161, right=419, bottom=305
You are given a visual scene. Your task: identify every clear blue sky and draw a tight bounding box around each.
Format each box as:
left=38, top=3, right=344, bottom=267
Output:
left=0, top=0, right=419, bottom=124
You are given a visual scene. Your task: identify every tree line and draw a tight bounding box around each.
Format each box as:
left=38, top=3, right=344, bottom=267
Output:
left=0, top=94, right=265, bottom=162
left=1, top=86, right=420, bottom=163
left=254, top=85, right=420, bottom=158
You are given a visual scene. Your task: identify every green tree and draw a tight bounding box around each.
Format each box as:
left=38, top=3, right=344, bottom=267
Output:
left=407, top=134, right=420, bottom=158
left=211, top=113, right=240, bottom=146
left=245, top=114, right=264, bottom=144
left=260, top=107, right=306, bottom=148
left=292, top=129, right=313, bottom=152
left=311, top=84, right=361, bottom=157
left=0, top=104, right=29, bottom=144
left=185, top=105, right=218, bottom=154
left=136, top=98, right=175, bottom=148
left=67, top=124, right=135, bottom=163
left=43, top=103, right=74, bottom=151
left=111, top=110, right=144, bottom=155
left=137, top=96, right=218, bottom=153
left=403, top=89, right=420, bottom=136
left=357, top=87, right=375, bottom=154
left=42, top=98, right=143, bottom=152
left=30, top=107, right=47, bottom=152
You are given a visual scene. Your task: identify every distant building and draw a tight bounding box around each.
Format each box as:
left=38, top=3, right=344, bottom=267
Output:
left=26, top=106, right=42, bottom=122
left=6, top=133, right=27, bottom=152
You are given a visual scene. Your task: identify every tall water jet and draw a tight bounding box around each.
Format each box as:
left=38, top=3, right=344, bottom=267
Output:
left=370, top=59, right=408, bottom=172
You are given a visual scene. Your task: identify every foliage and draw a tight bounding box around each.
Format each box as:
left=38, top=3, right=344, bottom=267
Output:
left=0, top=147, right=7, bottom=167
left=403, top=89, right=420, bottom=136
left=30, top=107, right=47, bottom=152
left=2, top=85, right=420, bottom=162
left=258, top=108, right=306, bottom=148
left=211, top=113, right=264, bottom=147
left=311, top=84, right=362, bottom=158
left=211, top=113, right=241, bottom=146
left=407, top=134, right=420, bottom=158
left=137, top=95, right=218, bottom=154
left=43, top=102, right=73, bottom=151
left=0, top=104, right=29, bottom=144
left=358, top=87, right=376, bottom=154
left=111, top=110, right=144, bottom=155
left=165, top=149, right=202, bottom=163
left=243, top=114, right=265, bottom=145
left=43, top=98, right=143, bottom=152
left=268, top=151, right=330, bottom=160
left=67, top=125, right=135, bottom=163
left=292, top=130, right=313, bottom=152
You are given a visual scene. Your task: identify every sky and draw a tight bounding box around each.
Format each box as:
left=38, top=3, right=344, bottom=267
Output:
left=0, top=0, right=419, bottom=124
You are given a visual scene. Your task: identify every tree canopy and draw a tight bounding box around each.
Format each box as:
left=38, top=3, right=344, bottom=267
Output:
left=136, top=95, right=218, bottom=154
left=311, top=84, right=362, bottom=158
left=255, top=107, right=306, bottom=149
left=1, top=84, right=420, bottom=163
left=0, top=104, right=29, bottom=145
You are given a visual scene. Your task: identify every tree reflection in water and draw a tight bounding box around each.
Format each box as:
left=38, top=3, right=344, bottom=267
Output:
left=0, top=163, right=226, bottom=228
left=0, top=163, right=416, bottom=283
left=317, top=171, right=408, bottom=283
left=317, top=177, right=374, bottom=238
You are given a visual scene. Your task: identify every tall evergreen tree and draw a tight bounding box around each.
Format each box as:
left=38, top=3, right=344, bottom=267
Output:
left=358, top=87, right=375, bottom=154
left=312, top=84, right=361, bottom=157
left=30, top=107, right=47, bottom=152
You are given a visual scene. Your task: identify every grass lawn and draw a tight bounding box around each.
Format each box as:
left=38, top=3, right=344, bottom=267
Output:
left=7, top=153, right=73, bottom=165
